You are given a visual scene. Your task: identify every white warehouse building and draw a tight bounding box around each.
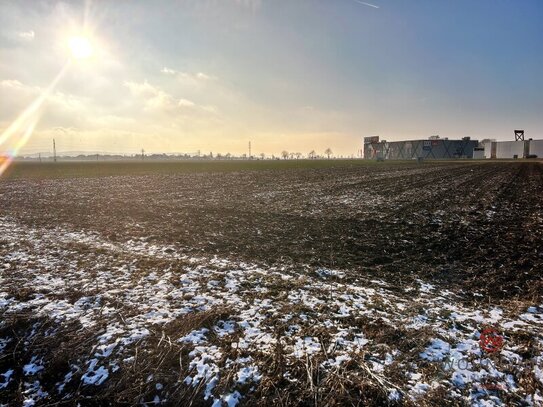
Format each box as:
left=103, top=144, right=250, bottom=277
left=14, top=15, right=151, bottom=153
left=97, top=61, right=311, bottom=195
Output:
left=484, top=139, right=543, bottom=159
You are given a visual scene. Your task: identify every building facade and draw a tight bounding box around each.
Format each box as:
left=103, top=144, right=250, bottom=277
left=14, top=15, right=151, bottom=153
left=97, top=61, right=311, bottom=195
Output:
left=364, top=137, right=479, bottom=160
left=484, top=139, right=542, bottom=159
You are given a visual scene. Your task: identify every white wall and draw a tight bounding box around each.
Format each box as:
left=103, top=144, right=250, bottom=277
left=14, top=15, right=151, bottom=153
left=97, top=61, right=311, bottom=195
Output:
left=495, top=141, right=525, bottom=159
left=529, top=140, right=543, bottom=157
left=484, top=142, right=495, bottom=159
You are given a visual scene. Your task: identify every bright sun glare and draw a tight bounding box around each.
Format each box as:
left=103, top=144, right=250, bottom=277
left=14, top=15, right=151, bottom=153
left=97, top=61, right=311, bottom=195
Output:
left=68, top=36, right=93, bottom=59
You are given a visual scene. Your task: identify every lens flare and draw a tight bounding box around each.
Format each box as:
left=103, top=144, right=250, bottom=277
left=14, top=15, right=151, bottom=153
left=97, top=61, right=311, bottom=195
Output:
left=0, top=120, right=37, bottom=177
left=0, top=61, right=71, bottom=176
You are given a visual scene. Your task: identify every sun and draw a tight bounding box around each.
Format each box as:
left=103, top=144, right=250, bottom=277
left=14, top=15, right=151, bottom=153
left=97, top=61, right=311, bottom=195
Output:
left=68, top=36, right=93, bottom=59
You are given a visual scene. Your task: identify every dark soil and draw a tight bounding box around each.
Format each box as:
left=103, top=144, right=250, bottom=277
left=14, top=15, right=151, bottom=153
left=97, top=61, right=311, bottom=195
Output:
left=1, top=161, right=541, bottom=301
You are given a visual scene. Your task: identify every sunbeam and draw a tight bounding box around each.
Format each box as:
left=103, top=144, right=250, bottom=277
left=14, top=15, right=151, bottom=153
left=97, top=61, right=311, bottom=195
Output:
left=0, top=60, right=71, bottom=175
left=0, top=119, right=38, bottom=176
left=0, top=61, right=70, bottom=148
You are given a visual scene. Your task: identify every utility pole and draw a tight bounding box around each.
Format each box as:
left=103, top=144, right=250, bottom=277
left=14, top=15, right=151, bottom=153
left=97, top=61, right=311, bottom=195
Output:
left=53, top=139, right=57, bottom=162
left=249, top=141, right=252, bottom=159
left=141, top=148, right=145, bottom=160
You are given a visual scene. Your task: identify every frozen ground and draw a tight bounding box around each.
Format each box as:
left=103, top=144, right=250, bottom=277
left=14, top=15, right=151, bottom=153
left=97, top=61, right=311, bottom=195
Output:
left=1, top=160, right=542, bottom=406
left=0, top=216, right=542, bottom=406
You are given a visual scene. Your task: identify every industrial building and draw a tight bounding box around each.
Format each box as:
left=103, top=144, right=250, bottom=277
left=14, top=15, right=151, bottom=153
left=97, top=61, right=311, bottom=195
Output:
left=484, top=139, right=543, bottom=159
left=364, top=130, right=542, bottom=160
left=363, top=136, right=479, bottom=160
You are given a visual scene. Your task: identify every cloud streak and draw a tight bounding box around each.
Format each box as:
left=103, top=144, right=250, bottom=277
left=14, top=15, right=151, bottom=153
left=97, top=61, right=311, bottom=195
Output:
left=353, top=0, right=379, bottom=9
left=17, top=30, right=35, bottom=41
left=123, top=80, right=220, bottom=118
left=161, top=67, right=217, bottom=82
left=124, top=80, right=193, bottom=112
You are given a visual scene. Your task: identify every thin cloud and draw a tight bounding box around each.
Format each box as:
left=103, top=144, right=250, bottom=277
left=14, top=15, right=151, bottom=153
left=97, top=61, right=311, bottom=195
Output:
left=195, top=72, right=215, bottom=81
left=0, top=79, right=25, bottom=89
left=123, top=80, right=217, bottom=115
left=160, top=67, right=217, bottom=82
left=353, top=0, right=379, bottom=9
left=178, top=99, right=195, bottom=108
left=0, top=78, right=86, bottom=112
left=124, top=80, right=186, bottom=112
left=17, top=30, right=35, bottom=41
left=160, top=67, right=176, bottom=75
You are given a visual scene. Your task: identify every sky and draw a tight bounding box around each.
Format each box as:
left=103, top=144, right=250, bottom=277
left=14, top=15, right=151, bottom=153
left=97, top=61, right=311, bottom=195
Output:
left=1, top=0, right=542, bottom=157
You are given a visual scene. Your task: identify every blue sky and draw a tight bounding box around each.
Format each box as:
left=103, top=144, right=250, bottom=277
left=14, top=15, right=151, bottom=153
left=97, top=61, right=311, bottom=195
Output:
left=1, top=0, right=542, bottom=156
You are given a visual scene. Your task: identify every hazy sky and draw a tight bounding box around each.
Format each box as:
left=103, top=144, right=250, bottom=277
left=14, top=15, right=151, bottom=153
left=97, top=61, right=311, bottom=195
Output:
left=1, top=0, right=542, bottom=156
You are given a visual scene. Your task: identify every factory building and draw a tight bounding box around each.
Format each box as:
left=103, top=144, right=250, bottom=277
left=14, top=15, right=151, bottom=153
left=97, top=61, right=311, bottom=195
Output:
left=364, top=131, right=542, bottom=160
left=363, top=136, right=479, bottom=160
left=484, top=139, right=543, bottom=159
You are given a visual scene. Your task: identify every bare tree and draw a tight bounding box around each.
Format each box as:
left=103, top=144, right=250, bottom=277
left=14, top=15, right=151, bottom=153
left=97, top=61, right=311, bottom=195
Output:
left=281, top=150, right=289, bottom=160
left=308, top=150, right=316, bottom=159
left=260, top=153, right=265, bottom=160
left=325, top=148, right=333, bottom=159
left=295, top=152, right=302, bottom=160
left=225, top=152, right=231, bottom=159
